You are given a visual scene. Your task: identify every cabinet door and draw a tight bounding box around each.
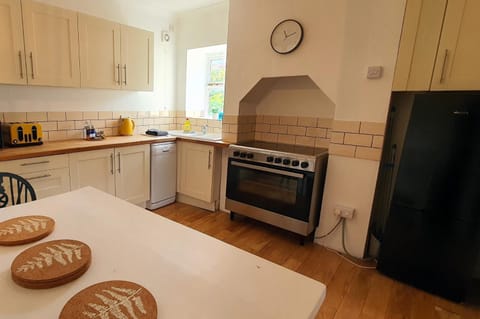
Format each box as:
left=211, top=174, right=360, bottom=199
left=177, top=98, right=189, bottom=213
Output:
left=0, top=0, right=26, bottom=85
left=431, top=0, right=480, bottom=90
left=69, top=149, right=115, bottom=195
left=23, top=168, right=70, bottom=199
left=177, top=142, right=214, bottom=202
left=115, top=145, right=150, bottom=204
left=392, top=0, right=447, bottom=91
left=120, top=25, right=154, bottom=91
left=78, top=14, right=121, bottom=89
left=22, top=0, right=80, bottom=87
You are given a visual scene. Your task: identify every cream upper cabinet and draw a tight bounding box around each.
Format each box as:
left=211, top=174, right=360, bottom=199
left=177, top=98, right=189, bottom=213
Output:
left=0, top=0, right=152, bottom=90
left=120, top=25, right=154, bottom=91
left=393, top=0, right=480, bottom=91
left=78, top=14, right=121, bottom=90
left=0, top=0, right=26, bottom=85
left=431, top=0, right=480, bottom=90
left=392, top=0, right=447, bottom=91
left=21, top=0, right=80, bottom=87
left=78, top=15, right=153, bottom=91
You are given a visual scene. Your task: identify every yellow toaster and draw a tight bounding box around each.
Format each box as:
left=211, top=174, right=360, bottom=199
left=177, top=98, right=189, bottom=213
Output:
left=2, top=122, right=43, bottom=146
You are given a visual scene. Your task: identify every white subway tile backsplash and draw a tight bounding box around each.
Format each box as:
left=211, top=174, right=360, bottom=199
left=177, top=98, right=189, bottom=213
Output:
left=27, top=112, right=48, bottom=122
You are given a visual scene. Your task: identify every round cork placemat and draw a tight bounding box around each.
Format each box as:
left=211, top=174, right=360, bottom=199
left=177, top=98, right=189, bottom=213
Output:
left=59, top=280, right=158, bottom=319
left=0, top=215, right=55, bottom=246
left=11, top=239, right=91, bottom=289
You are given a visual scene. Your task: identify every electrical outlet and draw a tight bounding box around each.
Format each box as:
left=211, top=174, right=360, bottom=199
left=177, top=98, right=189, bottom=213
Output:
left=333, top=205, right=355, bottom=219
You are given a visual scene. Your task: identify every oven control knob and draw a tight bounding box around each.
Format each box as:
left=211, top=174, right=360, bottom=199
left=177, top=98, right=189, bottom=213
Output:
left=266, top=156, right=274, bottom=162
left=246, top=153, right=254, bottom=159
left=301, top=161, right=309, bottom=169
left=292, top=160, right=300, bottom=167
left=274, top=157, right=282, bottom=163
left=233, top=151, right=240, bottom=157
left=283, top=159, right=291, bottom=165
left=240, top=152, right=247, bottom=158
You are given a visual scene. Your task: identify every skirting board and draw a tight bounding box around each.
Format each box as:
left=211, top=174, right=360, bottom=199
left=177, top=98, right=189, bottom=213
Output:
left=176, top=193, right=218, bottom=212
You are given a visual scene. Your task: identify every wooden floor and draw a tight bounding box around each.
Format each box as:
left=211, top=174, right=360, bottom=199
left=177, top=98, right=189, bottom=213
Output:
left=153, top=202, right=480, bottom=319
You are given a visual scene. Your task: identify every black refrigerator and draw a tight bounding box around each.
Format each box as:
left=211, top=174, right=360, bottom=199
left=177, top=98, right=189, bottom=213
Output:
left=371, top=92, right=480, bottom=304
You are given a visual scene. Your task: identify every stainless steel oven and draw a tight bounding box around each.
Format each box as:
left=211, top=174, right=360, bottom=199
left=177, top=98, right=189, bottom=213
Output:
left=225, top=142, right=328, bottom=240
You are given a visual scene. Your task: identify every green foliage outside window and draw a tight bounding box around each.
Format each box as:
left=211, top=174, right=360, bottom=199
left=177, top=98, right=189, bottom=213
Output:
left=207, top=57, right=226, bottom=118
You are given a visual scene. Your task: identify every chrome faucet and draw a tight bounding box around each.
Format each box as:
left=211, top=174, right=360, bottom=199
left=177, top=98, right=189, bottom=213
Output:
left=201, top=124, right=208, bottom=134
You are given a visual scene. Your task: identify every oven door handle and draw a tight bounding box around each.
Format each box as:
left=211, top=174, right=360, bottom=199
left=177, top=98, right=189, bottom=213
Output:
left=231, top=161, right=304, bottom=179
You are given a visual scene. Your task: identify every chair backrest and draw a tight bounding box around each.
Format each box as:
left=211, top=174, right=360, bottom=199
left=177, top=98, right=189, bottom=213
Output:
left=0, top=172, right=37, bottom=208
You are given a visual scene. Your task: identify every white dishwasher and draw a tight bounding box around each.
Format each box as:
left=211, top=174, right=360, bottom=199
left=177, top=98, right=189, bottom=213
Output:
left=147, top=142, right=176, bottom=209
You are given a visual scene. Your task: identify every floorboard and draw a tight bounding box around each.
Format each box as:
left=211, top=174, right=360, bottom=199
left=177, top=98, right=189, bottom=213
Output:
left=152, top=202, right=480, bottom=319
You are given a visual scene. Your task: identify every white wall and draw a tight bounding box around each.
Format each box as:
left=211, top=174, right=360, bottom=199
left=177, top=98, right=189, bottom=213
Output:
left=225, top=0, right=406, bottom=257
left=254, top=77, right=335, bottom=118
left=0, top=0, right=175, bottom=112
left=224, top=0, right=346, bottom=115
left=317, top=0, right=405, bottom=257
left=175, top=1, right=229, bottom=112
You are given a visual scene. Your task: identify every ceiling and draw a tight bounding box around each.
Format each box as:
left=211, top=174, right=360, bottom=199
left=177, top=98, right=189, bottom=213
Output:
left=133, top=0, right=225, bottom=15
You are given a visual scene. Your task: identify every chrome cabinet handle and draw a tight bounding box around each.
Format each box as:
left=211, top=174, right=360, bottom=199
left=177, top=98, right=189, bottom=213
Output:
left=26, top=174, right=51, bottom=181
left=29, top=52, right=35, bottom=79
left=440, top=49, right=449, bottom=83
left=208, top=150, right=212, bottom=169
left=116, top=64, right=121, bottom=85
left=21, top=160, right=50, bottom=166
left=117, top=152, right=121, bottom=173
left=18, top=51, right=24, bottom=79
left=123, top=64, right=127, bottom=85
left=110, top=153, right=114, bottom=174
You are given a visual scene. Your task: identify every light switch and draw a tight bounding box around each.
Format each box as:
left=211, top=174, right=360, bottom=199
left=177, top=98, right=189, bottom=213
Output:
left=367, top=66, right=383, bottom=79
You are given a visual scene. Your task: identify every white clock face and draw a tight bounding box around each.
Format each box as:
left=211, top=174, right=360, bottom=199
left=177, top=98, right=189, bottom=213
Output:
left=270, top=19, right=303, bottom=54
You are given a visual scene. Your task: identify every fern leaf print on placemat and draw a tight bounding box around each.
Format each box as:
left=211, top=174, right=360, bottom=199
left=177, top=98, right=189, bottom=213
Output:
left=16, top=242, right=84, bottom=273
left=83, top=287, right=147, bottom=319
left=0, top=217, right=49, bottom=236
left=60, top=281, right=157, bottom=319
left=11, top=239, right=91, bottom=288
left=0, top=215, right=55, bottom=246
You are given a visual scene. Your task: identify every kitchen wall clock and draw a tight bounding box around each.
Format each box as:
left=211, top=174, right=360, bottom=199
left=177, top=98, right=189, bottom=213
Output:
left=270, top=19, right=304, bottom=54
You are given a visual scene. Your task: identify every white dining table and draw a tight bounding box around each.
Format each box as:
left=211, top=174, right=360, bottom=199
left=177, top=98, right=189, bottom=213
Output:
left=0, top=187, right=326, bottom=318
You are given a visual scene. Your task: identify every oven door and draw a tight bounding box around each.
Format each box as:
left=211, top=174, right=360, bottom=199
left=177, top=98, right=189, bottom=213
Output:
left=226, top=158, right=314, bottom=222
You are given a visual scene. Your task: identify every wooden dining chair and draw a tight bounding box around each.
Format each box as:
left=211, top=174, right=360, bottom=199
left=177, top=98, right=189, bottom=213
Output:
left=0, top=172, right=37, bottom=208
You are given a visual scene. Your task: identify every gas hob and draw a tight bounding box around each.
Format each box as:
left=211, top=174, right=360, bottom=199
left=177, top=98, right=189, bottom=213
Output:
left=228, top=141, right=328, bottom=172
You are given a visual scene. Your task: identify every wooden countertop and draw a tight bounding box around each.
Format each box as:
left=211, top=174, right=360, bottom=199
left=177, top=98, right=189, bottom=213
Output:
left=0, top=135, right=230, bottom=161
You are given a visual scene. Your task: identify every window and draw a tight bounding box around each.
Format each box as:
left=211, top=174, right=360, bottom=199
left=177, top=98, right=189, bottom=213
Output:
left=185, top=44, right=227, bottom=119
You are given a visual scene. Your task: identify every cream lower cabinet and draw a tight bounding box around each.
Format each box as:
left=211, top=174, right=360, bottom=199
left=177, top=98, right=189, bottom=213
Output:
left=69, top=148, right=116, bottom=196
left=1, top=154, right=71, bottom=201
left=69, top=145, right=150, bottom=206
left=177, top=141, right=221, bottom=211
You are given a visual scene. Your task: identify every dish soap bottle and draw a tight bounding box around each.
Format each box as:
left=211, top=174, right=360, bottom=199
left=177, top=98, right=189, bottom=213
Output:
left=183, top=118, right=192, bottom=133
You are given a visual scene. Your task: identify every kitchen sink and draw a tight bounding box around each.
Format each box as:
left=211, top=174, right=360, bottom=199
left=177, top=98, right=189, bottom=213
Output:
left=167, top=130, right=222, bottom=141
